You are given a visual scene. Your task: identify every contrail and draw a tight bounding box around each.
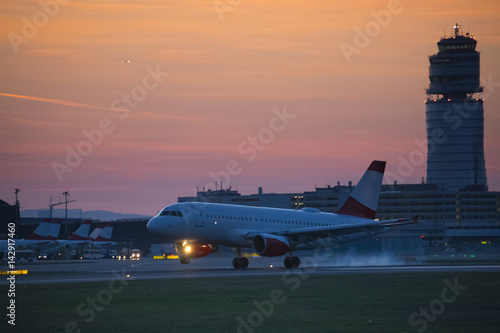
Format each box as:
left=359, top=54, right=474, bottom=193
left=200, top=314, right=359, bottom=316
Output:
left=138, top=111, right=210, bottom=124
left=0, top=92, right=125, bottom=112
left=0, top=92, right=208, bottom=124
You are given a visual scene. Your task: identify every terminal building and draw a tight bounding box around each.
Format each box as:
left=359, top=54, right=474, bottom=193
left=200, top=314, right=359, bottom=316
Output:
left=179, top=25, right=500, bottom=257
left=178, top=184, right=500, bottom=255
left=0, top=198, right=19, bottom=236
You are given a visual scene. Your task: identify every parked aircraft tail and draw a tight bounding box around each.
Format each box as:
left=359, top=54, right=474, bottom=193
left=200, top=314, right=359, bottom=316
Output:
left=47, top=219, right=62, bottom=240
left=68, top=219, right=92, bottom=240
left=25, top=218, right=53, bottom=240
left=94, top=223, right=113, bottom=241
left=88, top=223, right=105, bottom=240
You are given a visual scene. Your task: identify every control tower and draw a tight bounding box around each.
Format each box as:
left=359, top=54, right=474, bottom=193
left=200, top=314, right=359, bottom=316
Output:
left=425, top=24, right=487, bottom=191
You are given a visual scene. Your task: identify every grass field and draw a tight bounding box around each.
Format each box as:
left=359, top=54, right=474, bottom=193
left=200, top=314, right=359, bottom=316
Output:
left=2, top=271, right=499, bottom=333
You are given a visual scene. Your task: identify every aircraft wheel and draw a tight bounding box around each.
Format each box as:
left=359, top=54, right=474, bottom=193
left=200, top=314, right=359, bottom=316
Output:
left=238, top=257, right=249, bottom=269
left=180, top=256, right=190, bottom=264
left=284, top=256, right=293, bottom=268
left=232, top=257, right=241, bottom=269
left=291, top=256, right=300, bottom=268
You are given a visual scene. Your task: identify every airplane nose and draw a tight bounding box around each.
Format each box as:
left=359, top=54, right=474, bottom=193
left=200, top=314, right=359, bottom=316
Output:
left=146, top=217, right=161, bottom=236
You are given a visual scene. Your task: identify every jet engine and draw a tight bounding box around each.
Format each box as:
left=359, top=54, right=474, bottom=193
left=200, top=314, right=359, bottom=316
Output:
left=252, top=234, right=290, bottom=257
left=175, top=242, right=212, bottom=258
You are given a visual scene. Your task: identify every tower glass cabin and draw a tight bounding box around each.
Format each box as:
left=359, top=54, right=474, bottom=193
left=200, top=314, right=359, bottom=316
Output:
left=425, top=24, right=487, bottom=191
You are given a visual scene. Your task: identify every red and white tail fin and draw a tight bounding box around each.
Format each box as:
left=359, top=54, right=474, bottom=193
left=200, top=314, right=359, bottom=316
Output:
left=25, top=218, right=53, bottom=240
left=47, top=219, right=62, bottom=240
left=336, top=160, right=385, bottom=220
left=68, top=219, right=91, bottom=240
left=88, top=223, right=105, bottom=241
left=94, top=223, right=113, bottom=241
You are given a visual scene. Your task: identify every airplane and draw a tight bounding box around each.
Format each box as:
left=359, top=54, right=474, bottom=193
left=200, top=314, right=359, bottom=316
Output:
left=0, top=218, right=63, bottom=252
left=147, top=160, right=419, bottom=269
left=32, top=220, right=113, bottom=256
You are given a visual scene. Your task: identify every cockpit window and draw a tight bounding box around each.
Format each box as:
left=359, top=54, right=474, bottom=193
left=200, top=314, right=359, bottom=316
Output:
left=159, top=209, right=183, bottom=217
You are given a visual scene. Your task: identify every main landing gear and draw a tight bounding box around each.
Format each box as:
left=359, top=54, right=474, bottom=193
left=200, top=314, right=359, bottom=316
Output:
left=232, top=257, right=249, bottom=269
left=230, top=249, right=300, bottom=269
left=232, top=248, right=249, bottom=269
left=284, top=255, right=300, bottom=269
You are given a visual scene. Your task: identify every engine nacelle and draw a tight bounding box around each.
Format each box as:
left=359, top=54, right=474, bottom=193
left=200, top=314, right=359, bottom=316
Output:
left=252, top=234, right=290, bottom=257
left=175, top=242, right=212, bottom=258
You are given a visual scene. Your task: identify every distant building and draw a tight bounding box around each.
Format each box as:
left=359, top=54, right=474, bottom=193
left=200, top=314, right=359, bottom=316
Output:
left=178, top=184, right=500, bottom=253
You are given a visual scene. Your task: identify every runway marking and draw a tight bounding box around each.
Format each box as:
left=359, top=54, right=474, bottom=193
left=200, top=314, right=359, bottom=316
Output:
left=1, top=270, right=28, bottom=275
left=2, top=264, right=499, bottom=285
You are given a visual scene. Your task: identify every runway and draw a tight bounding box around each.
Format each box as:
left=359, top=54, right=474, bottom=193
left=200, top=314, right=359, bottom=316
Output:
left=2, top=257, right=499, bottom=285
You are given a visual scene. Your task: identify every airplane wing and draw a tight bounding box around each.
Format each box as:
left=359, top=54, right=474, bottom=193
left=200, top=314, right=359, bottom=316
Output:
left=378, top=215, right=419, bottom=227
left=246, top=216, right=418, bottom=241
left=30, top=241, right=51, bottom=246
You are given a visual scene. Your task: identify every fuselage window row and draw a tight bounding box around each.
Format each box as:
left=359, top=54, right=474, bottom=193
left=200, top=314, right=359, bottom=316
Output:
left=199, top=214, right=324, bottom=227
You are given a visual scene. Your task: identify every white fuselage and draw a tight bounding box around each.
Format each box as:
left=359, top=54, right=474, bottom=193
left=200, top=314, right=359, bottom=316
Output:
left=0, top=239, right=65, bottom=252
left=147, top=202, right=388, bottom=251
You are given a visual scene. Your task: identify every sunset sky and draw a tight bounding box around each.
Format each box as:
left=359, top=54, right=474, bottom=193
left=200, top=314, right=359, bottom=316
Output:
left=1, top=0, right=499, bottom=215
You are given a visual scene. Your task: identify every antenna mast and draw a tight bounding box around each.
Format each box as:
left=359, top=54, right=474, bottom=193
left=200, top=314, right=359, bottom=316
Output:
left=49, top=192, right=77, bottom=219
